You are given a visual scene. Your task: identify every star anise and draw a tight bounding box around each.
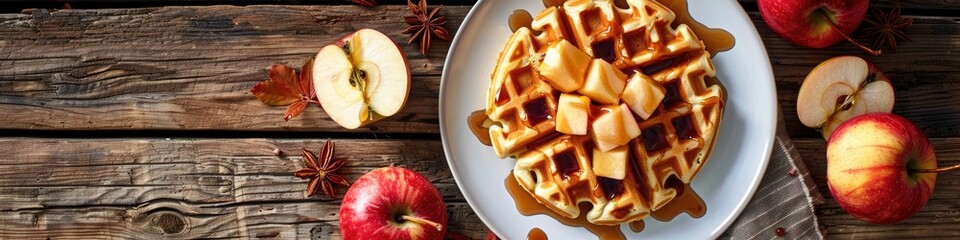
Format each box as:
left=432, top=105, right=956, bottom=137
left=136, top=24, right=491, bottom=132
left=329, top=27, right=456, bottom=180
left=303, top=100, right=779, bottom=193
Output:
left=294, top=139, right=350, bottom=198
left=860, top=5, right=912, bottom=53
left=403, top=0, right=452, bottom=55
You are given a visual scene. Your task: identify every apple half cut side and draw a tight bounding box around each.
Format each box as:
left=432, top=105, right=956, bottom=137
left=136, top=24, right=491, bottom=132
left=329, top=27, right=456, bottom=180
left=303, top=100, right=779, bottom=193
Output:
left=796, top=56, right=894, bottom=139
left=313, top=29, right=411, bottom=129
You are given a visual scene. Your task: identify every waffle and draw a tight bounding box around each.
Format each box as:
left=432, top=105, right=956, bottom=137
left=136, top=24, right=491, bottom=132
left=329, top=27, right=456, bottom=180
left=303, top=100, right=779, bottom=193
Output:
left=485, top=27, right=560, bottom=158
left=514, top=134, right=651, bottom=225
left=486, top=0, right=724, bottom=225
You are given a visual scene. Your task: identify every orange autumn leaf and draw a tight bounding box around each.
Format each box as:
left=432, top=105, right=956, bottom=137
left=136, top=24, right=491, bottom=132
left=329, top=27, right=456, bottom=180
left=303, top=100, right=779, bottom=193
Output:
left=251, top=59, right=317, bottom=121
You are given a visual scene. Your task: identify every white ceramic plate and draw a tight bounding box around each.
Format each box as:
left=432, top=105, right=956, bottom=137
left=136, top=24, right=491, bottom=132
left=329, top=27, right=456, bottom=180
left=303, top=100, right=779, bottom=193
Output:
left=439, top=0, right=777, bottom=238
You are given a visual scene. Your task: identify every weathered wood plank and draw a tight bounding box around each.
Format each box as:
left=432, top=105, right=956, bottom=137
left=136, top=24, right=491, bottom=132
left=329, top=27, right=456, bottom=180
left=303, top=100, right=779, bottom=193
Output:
left=6, top=0, right=958, bottom=11
left=6, top=138, right=960, bottom=238
left=0, top=138, right=488, bottom=239
left=1, top=6, right=958, bottom=137
left=1, top=201, right=485, bottom=239
left=0, top=5, right=463, bottom=133
left=794, top=137, right=960, bottom=238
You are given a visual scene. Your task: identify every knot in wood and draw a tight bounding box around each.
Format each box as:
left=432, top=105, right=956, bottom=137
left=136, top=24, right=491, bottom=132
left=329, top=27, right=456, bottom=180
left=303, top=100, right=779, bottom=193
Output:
left=154, top=213, right=186, bottom=234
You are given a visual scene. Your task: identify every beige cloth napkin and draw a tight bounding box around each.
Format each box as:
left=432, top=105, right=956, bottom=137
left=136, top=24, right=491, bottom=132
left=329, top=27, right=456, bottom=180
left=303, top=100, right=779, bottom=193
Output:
left=720, top=109, right=826, bottom=239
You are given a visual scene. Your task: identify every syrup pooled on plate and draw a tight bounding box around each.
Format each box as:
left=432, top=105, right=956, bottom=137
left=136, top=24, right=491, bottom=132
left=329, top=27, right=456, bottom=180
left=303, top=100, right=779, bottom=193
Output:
left=527, top=228, right=548, bottom=240
left=509, top=10, right=534, bottom=33
left=628, top=220, right=645, bottom=233
left=658, top=0, right=735, bottom=56
left=651, top=176, right=707, bottom=221
left=506, top=173, right=627, bottom=240
left=468, top=110, right=493, bottom=146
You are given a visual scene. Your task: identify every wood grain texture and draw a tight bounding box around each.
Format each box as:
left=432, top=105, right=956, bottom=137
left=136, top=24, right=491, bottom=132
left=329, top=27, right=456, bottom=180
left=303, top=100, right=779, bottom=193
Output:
left=1, top=5, right=959, bottom=139
left=0, top=5, right=464, bottom=133
left=794, top=138, right=960, bottom=238
left=6, top=137, right=960, bottom=239
left=0, top=1, right=958, bottom=239
left=0, top=138, right=488, bottom=239
left=750, top=14, right=960, bottom=139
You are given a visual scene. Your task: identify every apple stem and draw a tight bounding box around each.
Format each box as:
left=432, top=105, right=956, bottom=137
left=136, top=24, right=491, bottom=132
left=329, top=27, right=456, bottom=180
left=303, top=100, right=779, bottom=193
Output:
left=912, top=163, right=960, bottom=173
left=820, top=11, right=882, bottom=56
left=401, top=215, right=443, bottom=232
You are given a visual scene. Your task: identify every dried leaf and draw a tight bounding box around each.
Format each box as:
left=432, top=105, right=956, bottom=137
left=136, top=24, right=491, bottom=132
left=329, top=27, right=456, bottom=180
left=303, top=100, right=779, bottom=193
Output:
left=299, top=58, right=316, bottom=100
left=284, top=100, right=308, bottom=121
left=250, top=60, right=319, bottom=121
left=251, top=64, right=301, bottom=106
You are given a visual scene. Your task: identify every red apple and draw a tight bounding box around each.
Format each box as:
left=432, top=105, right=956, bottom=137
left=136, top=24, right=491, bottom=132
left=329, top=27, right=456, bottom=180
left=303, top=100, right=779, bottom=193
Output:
left=796, top=56, right=894, bottom=139
left=757, top=0, right=877, bottom=54
left=827, top=113, right=937, bottom=224
left=339, top=167, right=447, bottom=240
left=314, top=29, right=411, bottom=129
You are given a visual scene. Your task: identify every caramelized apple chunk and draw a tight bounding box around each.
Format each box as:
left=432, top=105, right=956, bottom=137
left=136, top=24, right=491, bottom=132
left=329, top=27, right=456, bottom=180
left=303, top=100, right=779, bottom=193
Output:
left=579, top=59, right=627, bottom=105
left=538, top=39, right=592, bottom=93
left=591, top=104, right=641, bottom=151
left=556, top=93, right=592, bottom=135
left=622, top=72, right=665, bottom=120
left=592, top=145, right=629, bottom=180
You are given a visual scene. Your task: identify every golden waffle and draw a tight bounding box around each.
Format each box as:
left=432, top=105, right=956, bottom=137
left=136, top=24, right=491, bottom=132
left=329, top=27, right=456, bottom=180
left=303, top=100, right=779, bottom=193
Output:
left=632, top=51, right=722, bottom=210
left=486, top=0, right=724, bottom=225
left=514, top=135, right=651, bottom=225
left=486, top=27, right=560, bottom=158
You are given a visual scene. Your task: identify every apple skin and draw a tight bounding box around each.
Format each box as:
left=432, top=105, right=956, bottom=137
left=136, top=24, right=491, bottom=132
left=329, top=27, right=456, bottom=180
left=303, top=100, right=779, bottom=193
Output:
left=757, top=0, right=869, bottom=48
left=827, top=113, right=937, bottom=224
left=339, top=167, right=447, bottom=240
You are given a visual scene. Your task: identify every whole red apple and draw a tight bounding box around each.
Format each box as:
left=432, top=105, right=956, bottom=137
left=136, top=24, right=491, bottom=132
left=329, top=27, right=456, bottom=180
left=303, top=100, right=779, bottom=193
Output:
left=339, top=167, right=447, bottom=240
left=757, top=0, right=870, bottom=49
left=827, top=113, right=937, bottom=224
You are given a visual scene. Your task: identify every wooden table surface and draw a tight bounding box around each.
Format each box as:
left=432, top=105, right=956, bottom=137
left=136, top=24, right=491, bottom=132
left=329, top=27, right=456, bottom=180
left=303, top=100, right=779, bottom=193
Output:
left=0, top=0, right=957, bottom=239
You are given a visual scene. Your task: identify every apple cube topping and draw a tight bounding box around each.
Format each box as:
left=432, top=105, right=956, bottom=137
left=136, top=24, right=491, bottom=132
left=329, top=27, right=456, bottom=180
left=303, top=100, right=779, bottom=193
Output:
left=556, top=93, right=592, bottom=135
left=538, top=39, right=592, bottom=93
left=579, top=59, right=627, bottom=105
left=621, top=72, right=665, bottom=120
left=591, top=103, right=641, bottom=152
left=592, top=145, right=629, bottom=180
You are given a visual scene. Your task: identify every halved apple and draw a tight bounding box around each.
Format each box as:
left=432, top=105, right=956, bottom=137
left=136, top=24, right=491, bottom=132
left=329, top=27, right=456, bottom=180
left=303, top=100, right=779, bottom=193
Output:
left=313, top=29, right=411, bottom=129
left=796, top=56, right=894, bottom=139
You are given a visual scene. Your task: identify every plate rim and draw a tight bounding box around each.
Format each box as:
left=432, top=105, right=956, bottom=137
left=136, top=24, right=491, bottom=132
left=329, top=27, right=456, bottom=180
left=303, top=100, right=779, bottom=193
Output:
left=438, top=0, right=779, bottom=238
